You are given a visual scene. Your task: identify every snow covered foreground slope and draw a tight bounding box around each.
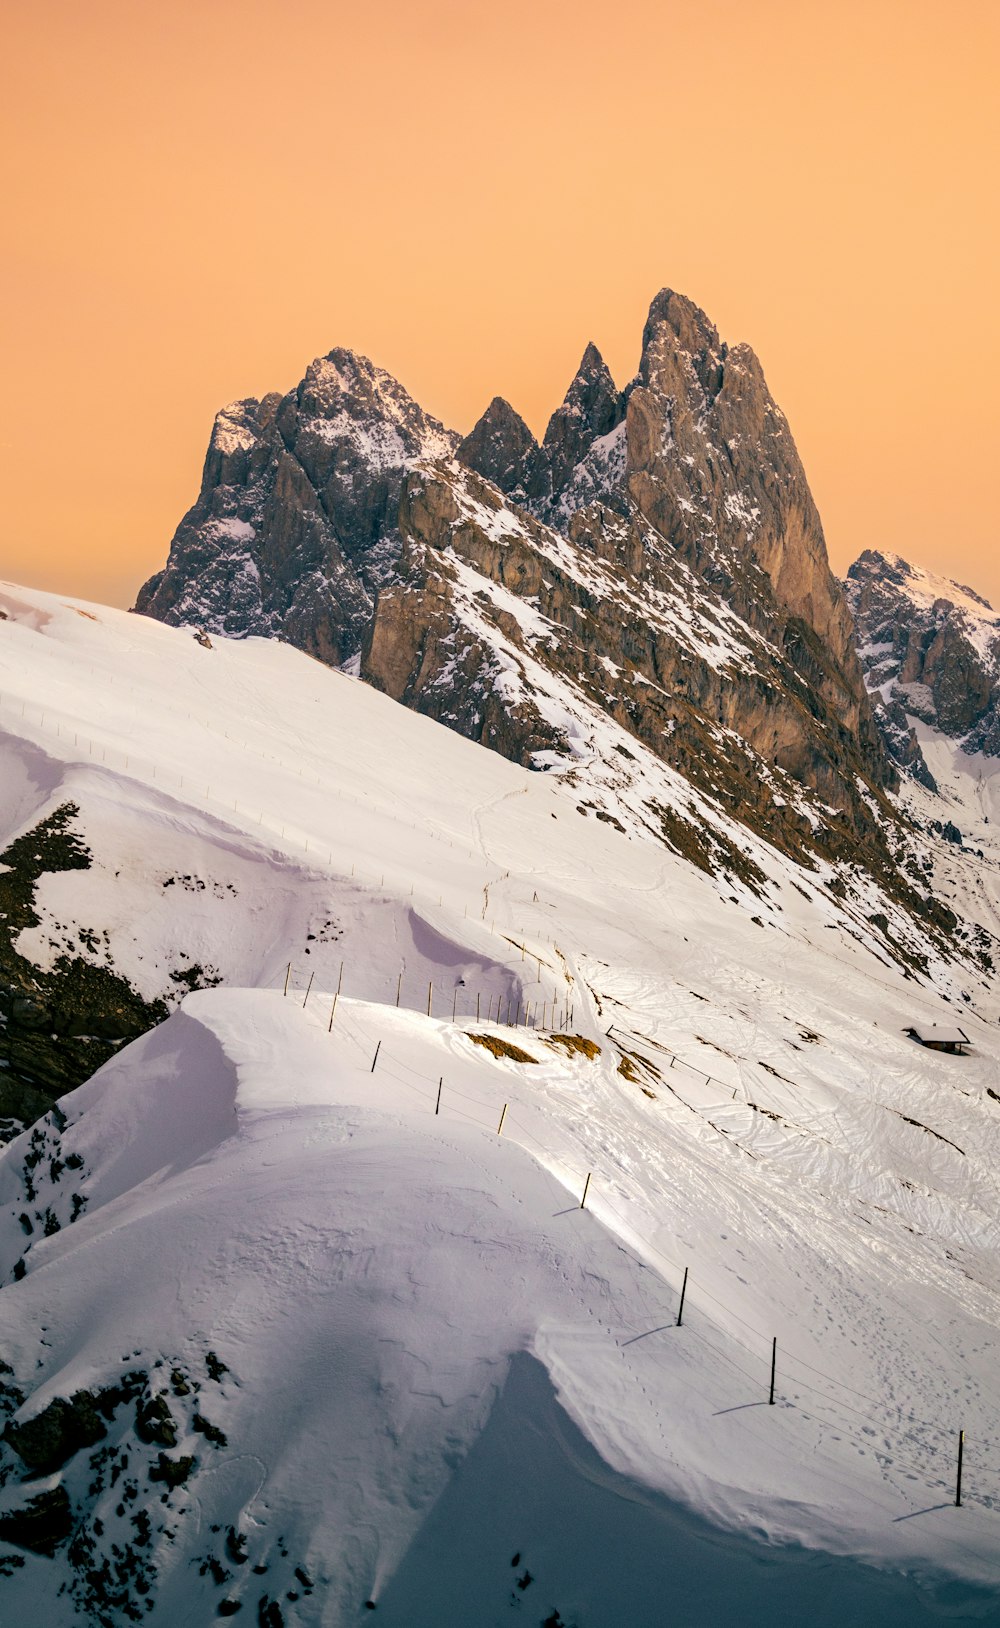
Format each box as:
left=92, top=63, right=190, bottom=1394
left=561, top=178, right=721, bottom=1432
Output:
left=1, top=584, right=1000, bottom=1622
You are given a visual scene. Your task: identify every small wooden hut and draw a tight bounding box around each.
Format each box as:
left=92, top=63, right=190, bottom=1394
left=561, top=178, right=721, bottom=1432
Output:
left=903, top=1023, right=971, bottom=1055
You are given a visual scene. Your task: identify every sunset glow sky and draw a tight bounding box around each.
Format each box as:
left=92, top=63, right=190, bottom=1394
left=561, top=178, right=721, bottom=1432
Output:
left=3, top=0, right=998, bottom=609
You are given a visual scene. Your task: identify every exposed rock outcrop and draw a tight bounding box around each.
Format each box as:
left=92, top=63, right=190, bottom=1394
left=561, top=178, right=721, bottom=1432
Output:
left=456, top=397, right=546, bottom=506
left=0, top=806, right=168, bottom=1138
left=135, top=351, right=457, bottom=664
left=366, top=293, right=891, bottom=855
left=542, top=341, right=625, bottom=504
left=846, top=549, right=1000, bottom=780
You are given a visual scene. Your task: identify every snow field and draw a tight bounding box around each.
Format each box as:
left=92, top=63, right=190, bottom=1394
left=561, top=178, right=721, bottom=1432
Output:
left=1, top=582, right=1000, bottom=1619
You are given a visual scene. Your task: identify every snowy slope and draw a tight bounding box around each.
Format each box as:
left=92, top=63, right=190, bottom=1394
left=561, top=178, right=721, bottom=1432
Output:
left=1, top=583, right=1000, bottom=1622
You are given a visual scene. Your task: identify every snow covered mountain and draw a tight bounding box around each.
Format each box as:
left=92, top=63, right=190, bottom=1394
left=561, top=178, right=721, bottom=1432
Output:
left=135, top=291, right=984, bottom=983
left=847, top=549, right=1000, bottom=789
left=1, top=583, right=1000, bottom=1623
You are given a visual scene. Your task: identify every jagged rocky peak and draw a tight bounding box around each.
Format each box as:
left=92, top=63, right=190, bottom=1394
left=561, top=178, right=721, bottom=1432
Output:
left=542, top=341, right=625, bottom=500
left=457, top=345, right=626, bottom=513
left=135, top=347, right=457, bottom=665
left=140, top=291, right=939, bottom=948
left=625, top=288, right=862, bottom=675
left=637, top=287, right=728, bottom=399
left=288, top=347, right=455, bottom=466
left=846, top=548, right=1000, bottom=771
left=456, top=396, right=544, bottom=503
left=456, top=288, right=865, bottom=708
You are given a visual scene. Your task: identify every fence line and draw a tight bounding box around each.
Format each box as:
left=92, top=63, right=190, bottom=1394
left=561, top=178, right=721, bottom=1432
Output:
left=6, top=683, right=999, bottom=1512
left=287, top=972, right=1000, bottom=1514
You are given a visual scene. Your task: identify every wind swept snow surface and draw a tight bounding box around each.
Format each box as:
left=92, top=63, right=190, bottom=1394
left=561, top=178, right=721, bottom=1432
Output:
left=0, top=583, right=999, bottom=1623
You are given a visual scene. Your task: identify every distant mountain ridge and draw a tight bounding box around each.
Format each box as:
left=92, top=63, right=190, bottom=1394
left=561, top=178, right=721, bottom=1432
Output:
left=845, top=549, right=1000, bottom=790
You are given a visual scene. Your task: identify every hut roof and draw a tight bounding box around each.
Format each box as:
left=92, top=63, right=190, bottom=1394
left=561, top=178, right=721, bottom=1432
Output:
left=905, top=1024, right=970, bottom=1046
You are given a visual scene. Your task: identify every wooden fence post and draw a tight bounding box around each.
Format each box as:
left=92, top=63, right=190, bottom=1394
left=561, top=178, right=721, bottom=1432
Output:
left=427, top=982, right=433, bottom=1018
left=677, top=1266, right=688, bottom=1326
left=497, top=1104, right=507, bottom=1136
left=580, top=1172, right=592, bottom=1209
left=956, top=1430, right=965, bottom=1507
left=769, top=1338, right=777, bottom=1405
left=435, top=1077, right=443, bottom=1115
left=371, top=1041, right=381, bottom=1073
left=283, top=963, right=291, bottom=997
left=302, top=972, right=315, bottom=1007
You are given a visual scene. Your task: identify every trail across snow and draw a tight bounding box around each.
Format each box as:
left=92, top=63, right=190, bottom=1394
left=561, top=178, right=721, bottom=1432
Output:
left=0, top=582, right=999, bottom=1623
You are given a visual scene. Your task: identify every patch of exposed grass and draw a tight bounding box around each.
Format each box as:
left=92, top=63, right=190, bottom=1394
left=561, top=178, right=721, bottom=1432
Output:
left=545, top=1034, right=601, bottom=1060
left=468, top=1033, right=539, bottom=1064
left=617, top=1056, right=640, bottom=1082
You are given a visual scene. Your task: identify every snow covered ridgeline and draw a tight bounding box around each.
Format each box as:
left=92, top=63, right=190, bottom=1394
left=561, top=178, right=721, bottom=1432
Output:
left=2, top=584, right=1000, bottom=1619
left=2, top=989, right=1000, bottom=1626
left=1, top=574, right=991, bottom=1149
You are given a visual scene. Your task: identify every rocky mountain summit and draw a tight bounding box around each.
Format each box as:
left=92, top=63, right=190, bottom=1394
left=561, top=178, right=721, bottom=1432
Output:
left=846, top=550, right=1000, bottom=789
left=136, top=350, right=457, bottom=666
left=136, top=292, right=972, bottom=968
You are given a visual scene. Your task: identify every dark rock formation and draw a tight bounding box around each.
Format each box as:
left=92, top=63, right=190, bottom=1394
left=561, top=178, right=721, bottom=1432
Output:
left=541, top=341, right=625, bottom=506
left=0, top=1485, right=73, bottom=1556
left=846, top=549, right=1000, bottom=776
left=135, top=351, right=457, bottom=664
left=457, top=343, right=627, bottom=516
left=0, top=806, right=168, bottom=1138
left=3, top=1384, right=137, bottom=1474
left=456, top=397, right=546, bottom=505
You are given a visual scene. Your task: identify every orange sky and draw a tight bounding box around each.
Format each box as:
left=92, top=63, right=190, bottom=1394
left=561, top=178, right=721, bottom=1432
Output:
left=3, top=0, right=998, bottom=611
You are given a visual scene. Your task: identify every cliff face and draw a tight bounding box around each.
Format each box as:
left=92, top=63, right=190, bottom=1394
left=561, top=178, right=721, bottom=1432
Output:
left=432, top=291, right=889, bottom=832
left=362, top=451, right=879, bottom=874
left=135, top=351, right=457, bottom=666
left=137, top=291, right=967, bottom=964
left=846, top=550, right=1000, bottom=788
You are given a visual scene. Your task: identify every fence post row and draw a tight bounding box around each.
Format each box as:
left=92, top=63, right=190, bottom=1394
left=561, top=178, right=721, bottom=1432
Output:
left=278, top=952, right=978, bottom=1510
